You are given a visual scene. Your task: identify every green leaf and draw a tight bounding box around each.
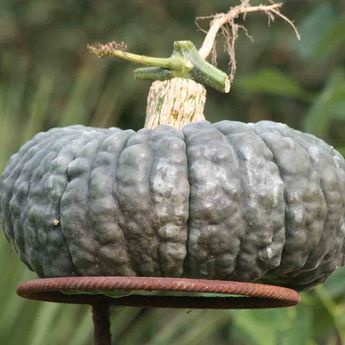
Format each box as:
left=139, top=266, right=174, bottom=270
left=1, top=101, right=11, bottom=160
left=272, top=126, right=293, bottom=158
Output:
left=314, top=286, right=345, bottom=344
left=314, top=15, right=345, bottom=60
left=280, top=306, right=313, bottom=345
left=324, top=267, right=345, bottom=299
left=231, top=309, right=286, bottom=345
left=294, top=3, right=337, bottom=60
left=237, top=69, right=311, bottom=101
left=303, top=70, right=345, bottom=137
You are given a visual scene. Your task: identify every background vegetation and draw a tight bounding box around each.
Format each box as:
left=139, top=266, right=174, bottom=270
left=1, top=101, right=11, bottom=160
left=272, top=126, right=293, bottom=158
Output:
left=0, top=0, right=345, bottom=344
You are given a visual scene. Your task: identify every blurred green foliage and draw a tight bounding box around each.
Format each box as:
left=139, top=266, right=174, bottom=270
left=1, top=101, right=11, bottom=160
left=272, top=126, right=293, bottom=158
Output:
left=0, top=0, right=345, bottom=344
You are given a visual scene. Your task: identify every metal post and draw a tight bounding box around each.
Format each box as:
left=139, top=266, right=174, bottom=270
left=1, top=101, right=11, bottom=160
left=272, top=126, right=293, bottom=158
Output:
left=92, top=303, right=112, bottom=345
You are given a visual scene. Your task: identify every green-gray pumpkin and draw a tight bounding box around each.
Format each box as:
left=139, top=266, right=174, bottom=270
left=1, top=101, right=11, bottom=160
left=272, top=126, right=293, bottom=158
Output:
left=1, top=120, right=344, bottom=291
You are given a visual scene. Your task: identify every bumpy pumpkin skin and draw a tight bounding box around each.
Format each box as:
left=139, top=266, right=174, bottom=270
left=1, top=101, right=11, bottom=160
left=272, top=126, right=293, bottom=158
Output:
left=1, top=121, right=344, bottom=291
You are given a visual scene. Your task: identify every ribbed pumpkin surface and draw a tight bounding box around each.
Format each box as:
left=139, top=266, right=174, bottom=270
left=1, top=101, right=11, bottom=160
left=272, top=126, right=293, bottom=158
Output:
left=1, top=121, right=344, bottom=290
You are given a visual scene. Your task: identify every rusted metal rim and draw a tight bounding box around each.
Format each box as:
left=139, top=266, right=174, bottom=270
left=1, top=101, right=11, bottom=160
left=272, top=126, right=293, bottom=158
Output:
left=17, top=276, right=300, bottom=309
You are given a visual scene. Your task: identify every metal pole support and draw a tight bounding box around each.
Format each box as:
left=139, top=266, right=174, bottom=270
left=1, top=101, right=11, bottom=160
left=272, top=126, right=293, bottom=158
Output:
left=92, top=303, right=112, bottom=345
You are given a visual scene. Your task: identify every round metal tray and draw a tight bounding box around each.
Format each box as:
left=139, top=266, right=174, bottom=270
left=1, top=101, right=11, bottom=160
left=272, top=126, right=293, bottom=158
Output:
left=17, top=276, right=300, bottom=345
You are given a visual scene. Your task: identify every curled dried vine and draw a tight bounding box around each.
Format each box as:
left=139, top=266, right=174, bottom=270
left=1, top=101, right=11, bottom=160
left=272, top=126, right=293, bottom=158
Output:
left=197, top=0, right=301, bottom=82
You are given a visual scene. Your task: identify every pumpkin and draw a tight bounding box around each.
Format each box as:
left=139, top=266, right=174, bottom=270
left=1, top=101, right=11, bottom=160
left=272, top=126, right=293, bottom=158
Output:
left=1, top=119, right=344, bottom=291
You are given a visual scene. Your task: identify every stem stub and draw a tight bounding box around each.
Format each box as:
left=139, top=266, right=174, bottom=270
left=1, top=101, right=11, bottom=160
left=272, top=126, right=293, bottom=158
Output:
left=145, top=78, right=206, bottom=130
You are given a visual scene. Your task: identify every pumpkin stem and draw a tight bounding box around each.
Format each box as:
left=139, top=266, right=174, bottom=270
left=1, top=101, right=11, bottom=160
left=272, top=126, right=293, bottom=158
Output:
left=87, top=41, right=230, bottom=93
left=87, top=1, right=299, bottom=129
left=145, top=78, right=206, bottom=130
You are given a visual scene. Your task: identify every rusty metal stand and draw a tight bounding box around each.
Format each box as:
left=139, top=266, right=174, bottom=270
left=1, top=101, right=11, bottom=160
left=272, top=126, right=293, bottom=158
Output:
left=92, top=303, right=112, bottom=345
left=17, top=277, right=300, bottom=345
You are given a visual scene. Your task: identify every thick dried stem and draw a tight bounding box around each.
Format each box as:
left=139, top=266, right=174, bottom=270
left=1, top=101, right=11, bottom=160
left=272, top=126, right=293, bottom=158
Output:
left=145, top=78, right=206, bottom=130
